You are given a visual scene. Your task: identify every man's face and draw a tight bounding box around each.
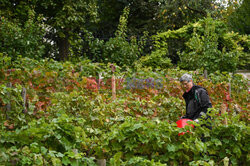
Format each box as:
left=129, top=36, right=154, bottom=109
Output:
left=181, top=80, right=193, bottom=92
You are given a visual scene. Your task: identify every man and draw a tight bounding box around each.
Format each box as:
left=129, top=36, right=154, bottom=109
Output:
left=179, top=73, right=212, bottom=124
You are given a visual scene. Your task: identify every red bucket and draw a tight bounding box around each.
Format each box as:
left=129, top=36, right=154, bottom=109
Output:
left=176, top=119, right=194, bottom=136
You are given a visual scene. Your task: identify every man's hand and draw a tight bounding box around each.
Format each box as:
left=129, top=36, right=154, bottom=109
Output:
left=181, top=116, right=187, bottom=119
left=199, top=112, right=207, bottom=120
left=194, top=119, right=199, bottom=123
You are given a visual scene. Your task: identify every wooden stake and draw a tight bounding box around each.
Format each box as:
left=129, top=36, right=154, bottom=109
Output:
left=228, top=83, right=231, bottom=99
left=220, top=103, right=228, bottom=125
left=204, top=69, right=208, bottom=79
left=110, top=64, right=116, bottom=100
left=98, top=73, right=102, bottom=90
left=21, top=87, right=27, bottom=113
left=112, top=75, right=116, bottom=100
left=97, top=159, right=106, bottom=166
left=6, top=82, right=12, bottom=120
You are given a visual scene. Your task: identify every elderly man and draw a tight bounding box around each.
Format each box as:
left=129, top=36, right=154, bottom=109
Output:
left=179, top=73, right=212, bottom=124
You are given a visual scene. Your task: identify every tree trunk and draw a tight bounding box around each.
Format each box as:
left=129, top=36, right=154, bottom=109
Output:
left=58, top=37, right=69, bottom=61
left=57, top=31, right=70, bottom=61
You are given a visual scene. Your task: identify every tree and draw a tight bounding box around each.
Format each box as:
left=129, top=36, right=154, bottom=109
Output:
left=0, top=2, right=45, bottom=60
left=152, top=16, right=248, bottom=72
left=226, top=0, right=250, bottom=34
left=155, top=0, right=220, bottom=31
left=88, top=0, right=221, bottom=66
left=93, top=0, right=221, bottom=38
left=91, top=0, right=124, bottom=39
left=0, top=0, right=99, bottom=60
left=0, top=0, right=224, bottom=62
left=34, top=0, right=99, bottom=61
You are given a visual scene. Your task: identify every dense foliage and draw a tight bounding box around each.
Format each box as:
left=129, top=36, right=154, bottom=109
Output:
left=224, top=0, right=250, bottom=35
left=1, top=0, right=249, bottom=71
left=151, top=16, right=250, bottom=72
left=0, top=56, right=249, bottom=165
left=94, top=0, right=221, bottom=36
left=0, top=13, right=45, bottom=60
left=0, top=1, right=249, bottom=165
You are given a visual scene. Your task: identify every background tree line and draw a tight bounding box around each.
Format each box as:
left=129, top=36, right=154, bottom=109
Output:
left=0, top=0, right=249, bottom=71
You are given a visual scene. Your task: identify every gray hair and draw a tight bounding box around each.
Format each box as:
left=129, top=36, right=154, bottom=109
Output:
left=179, top=73, right=192, bottom=82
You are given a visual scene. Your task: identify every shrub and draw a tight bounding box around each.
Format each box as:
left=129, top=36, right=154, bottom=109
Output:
left=0, top=11, right=45, bottom=60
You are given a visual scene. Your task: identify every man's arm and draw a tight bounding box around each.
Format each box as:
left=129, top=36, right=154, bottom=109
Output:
left=197, top=89, right=212, bottom=119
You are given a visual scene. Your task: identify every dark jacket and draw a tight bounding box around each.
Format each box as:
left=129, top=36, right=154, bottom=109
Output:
left=182, top=85, right=212, bottom=120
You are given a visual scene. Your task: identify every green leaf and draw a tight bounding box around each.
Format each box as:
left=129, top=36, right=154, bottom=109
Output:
left=167, top=144, right=176, bottom=152
left=62, top=156, right=71, bottom=165
left=214, top=138, right=222, bottom=146
left=51, top=157, right=62, bottom=166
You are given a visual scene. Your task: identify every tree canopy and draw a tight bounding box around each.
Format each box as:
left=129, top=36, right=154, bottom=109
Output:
left=0, top=0, right=249, bottom=70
